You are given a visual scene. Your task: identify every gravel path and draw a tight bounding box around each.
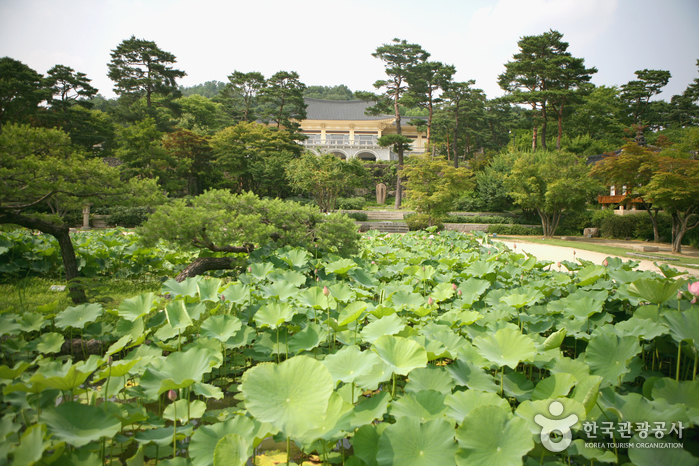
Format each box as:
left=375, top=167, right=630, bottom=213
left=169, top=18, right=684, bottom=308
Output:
left=493, top=238, right=699, bottom=279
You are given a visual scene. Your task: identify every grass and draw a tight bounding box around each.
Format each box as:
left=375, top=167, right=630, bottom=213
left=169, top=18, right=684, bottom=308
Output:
left=0, top=276, right=164, bottom=314
left=496, top=236, right=699, bottom=270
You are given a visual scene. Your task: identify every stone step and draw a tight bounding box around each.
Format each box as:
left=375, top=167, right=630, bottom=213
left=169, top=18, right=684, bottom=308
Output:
left=356, top=222, right=409, bottom=233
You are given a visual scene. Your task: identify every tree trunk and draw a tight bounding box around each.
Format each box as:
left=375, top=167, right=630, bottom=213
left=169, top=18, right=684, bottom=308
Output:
left=556, top=106, right=564, bottom=150
left=0, top=212, right=87, bottom=303
left=394, top=92, right=403, bottom=209
left=175, top=257, right=238, bottom=282
left=541, top=103, right=548, bottom=150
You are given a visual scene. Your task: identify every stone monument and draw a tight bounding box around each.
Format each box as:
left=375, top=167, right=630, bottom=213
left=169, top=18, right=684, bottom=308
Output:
left=376, top=183, right=387, bottom=205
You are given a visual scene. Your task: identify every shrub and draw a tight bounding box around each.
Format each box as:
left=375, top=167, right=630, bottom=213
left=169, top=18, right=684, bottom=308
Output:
left=556, top=210, right=594, bottom=236
left=337, top=197, right=366, bottom=210
left=345, top=212, right=368, bottom=221
left=93, top=206, right=151, bottom=228
left=487, top=224, right=543, bottom=236
left=405, top=213, right=444, bottom=231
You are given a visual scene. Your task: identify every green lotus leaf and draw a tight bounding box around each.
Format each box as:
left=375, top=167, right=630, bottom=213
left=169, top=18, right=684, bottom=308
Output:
left=322, top=345, right=380, bottom=385
left=17, top=312, right=46, bottom=333
left=566, top=439, right=617, bottom=463
left=163, top=400, right=207, bottom=423
left=390, top=389, right=448, bottom=421
left=570, top=375, right=603, bottom=415
left=444, top=390, right=510, bottom=423
left=349, top=391, right=391, bottom=429
left=615, top=316, right=668, bottom=340
left=277, top=248, right=310, bottom=269
left=563, top=295, right=605, bottom=320
left=298, top=391, right=354, bottom=444
left=500, top=287, right=543, bottom=309
left=139, top=347, right=220, bottom=398
left=456, top=405, right=533, bottom=466
left=221, top=283, right=250, bottom=305
left=353, top=424, right=383, bottom=466
left=192, top=381, right=224, bottom=400
left=430, top=282, right=455, bottom=303
left=259, top=280, right=298, bottom=301
left=254, top=302, right=296, bottom=329
left=116, top=316, right=145, bottom=341
left=118, top=293, right=155, bottom=322
left=373, top=335, right=427, bottom=376
left=338, top=301, right=367, bottom=326
left=651, top=378, right=699, bottom=409
left=390, top=290, right=424, bottom=309
left=135, top=425, right=194, bottom=447
left=43, top=402, right=121, bottom=448
left=325, top=258, right=357, bottom=275
left=125, top=444, right=144, bottom=466
left=11, top=423, right=50, bottom=466
left=576, top=265, right=607, bottom=287
left=55, top=303, right=103, bottom=330
left=329, top=282, right=356, bottom=303
left=628, top=278, right=684, bottom=306
left=542, top=329, right=566, bottom=350
left=473, top=328, right=537, bottom=369
left=584, top=331, right=640, bottom=386
left=663, top=308, right=699, bottom=352
left=502, top=372, right=534, bottom=402
left=162, top=276, right=200, bottom=298
left=213, top=433, right=248, bottom=466
left=548, top=357, right=590, bottom=381
left=249, top=262, right=274, bottom=280
left=354, top=358, right=394, bottom=391
left=377, top=417, right=457, bottom=466
left=51, top=450, right=101, bottom=466
left=165, top=300, right=192, bottom=331
left=153, top=322, right=178, bottom=341
left=36, top=332, right=65, bottom=354
left=361, top=314, right=406, bottom=344
left=226, top=325, right=256, bottom=350
left=628, top=434, right=699, bottom=466
left=446, top=359, right=498, bottom=393
left=514, top=398, right=585, bottom=435
left=103, top=401, right=148, bottom=427
left=241, top=356, right=334, bottom=439
left=599, top=389, right=689, bottom=427
left=415, top=265, right=436, bottom=281
left=0, top=314, right=20, bottom=337
left=95, top=359, right=139, bottom=381
left=531, top=372, right=577, bottom=401
left=201, top=315, right=242, bottom=343
left=296, top=286, right=330, bottom=310
left=288, top=323, right=325, bottom=353
left=405, top=365, right=455, bottom=395
left=31, top=358, right=102, bottom=392
left=348, top=267, right=379, bottom=288
left=190, top=415, right=271, bottom=466
left=195, top=278, right=221, bottom=302
left=0, top=360, right=32, bottom=381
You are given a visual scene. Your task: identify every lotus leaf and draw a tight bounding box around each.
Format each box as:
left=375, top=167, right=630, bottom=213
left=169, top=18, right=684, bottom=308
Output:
left=663, top=308, right=699, bottom=351
left=628, top=278, right=684, bottom=306
left=139, top=347, right=220, bottom=397
left=296, top=286, right=330, bottom=310
left=36, top=332, right=64, bottom=354
left=259, top=280, right=298, bottom=301
left=221, top=283, right=250, bottom=304
left=628, top=434, right=699, bottom=466
left=118, top=293, right=155, bottom=322
left=241, top=356, right=334, bottom=439
left=349, top=391, right=391, bottom=429
left=361, top=314, right=406, bottom=344
left=515, top=398, right=585, bottom=435
left=444, top=390, right=510, bottom=423
left=446, top=360, right=498, bottom=393
left=42, top=402, right=121, bottom=448
left=377, top=417, right=457, bottom=466
left=390, top=389, right=448, bottom=421
left=373, top=335, right=427, bottom=376
left=11, top=423, right=50, bottom=466
left=288, top=323, right=325, bottom=353
left=17, top=313, right=46, bottom=333
left=329, top=282, right=355, bottom=302
left=456, top=405, right=533, bottom=466
left=531, top=372, right=577, bottom=401
left=322, top=345, right=380, bottom=385
left=338, top=301, right=367, bottom=326
left=135, top=424, right=194, bottom=447
left=165, top=300, right=192, bottom=331
left=404, top=365, right=455, bottom=394
left=353, top=424, right=382, bottom=466
left=325, top=258, right=357, bottom=275
left=473, top=328, right=537, bottom=369
left=584, top=331, right=641, bottom=386
left=651, top=378, right=699, bottom=410
left=254, top=302, right=296, bottom=329
left=54, top=303, right=103, bottom=330
left=354, top=358, right=394, bottom=390
left=163, top=399, right=207, bottom=423
left=201, top=315, right=242, bottom=343
left=212, top=433, right=248, bottom=466
left=162, top=276, right=200, bottom=298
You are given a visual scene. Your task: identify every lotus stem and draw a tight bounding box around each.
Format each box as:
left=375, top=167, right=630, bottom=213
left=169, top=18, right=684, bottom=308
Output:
left=173, top=402, right=177, bottom=458
left=287, top=436, right=291, bottom=466
left=677, top=343, right=682, bottom=381
left=693, top=349, right=697, bottom=381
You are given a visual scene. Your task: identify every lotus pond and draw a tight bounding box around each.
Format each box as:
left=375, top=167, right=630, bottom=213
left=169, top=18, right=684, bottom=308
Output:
left=1, top=229, right=698, bottom=465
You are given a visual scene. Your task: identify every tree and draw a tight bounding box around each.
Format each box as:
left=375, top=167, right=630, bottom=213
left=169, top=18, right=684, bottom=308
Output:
left=498, top=30, right=596, bottom=150
left=162, top=129, right=213, bottom=196
left=107, top=36, right=186, bottom=108
left=506, top=150, right=598, bottom=237
left=401, top=155, right=473, bottom=226
left=0, top=124, right=163, bottom=303
left=435, top=80, right=485, bottom=167
left=210, top=122, right=302, bottom=197
left=46, top=65, right=98, bottom=112
left=364, top=38, right=430, bottom=209
left=138, top=190, right=361, bottom=280
left=565, top=85, right=628, bottom=150
left=403, top=61, right=455, bottom=150
left=590, top=143, right=663, bottom=242
left=176, top=94, right=229, bottom=134
left=218, top=71, right=266, bottom=122
left=620, top=69, right=671, bottom=144
left=114, top=117, right=172, bottom=183
left=304, top=85, right=354, bottom=101
left=259, top=71, right=307, bottom=130
left=0, top=57, right=49, bottom=129
left=286, top=152, right=367, bottom=212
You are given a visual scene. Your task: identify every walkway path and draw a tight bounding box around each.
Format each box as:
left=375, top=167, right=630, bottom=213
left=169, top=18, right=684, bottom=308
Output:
left=493, top=237, right=699, bottom=278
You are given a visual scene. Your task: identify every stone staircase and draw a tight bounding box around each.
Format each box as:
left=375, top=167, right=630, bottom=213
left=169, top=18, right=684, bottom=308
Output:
left=357, top=221, right=410, bottom=234
left=365, top=210, right=411, bottom=221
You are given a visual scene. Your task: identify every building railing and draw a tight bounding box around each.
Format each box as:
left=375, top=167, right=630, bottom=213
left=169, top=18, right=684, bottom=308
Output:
left=300, top=138, right=425, bottom=152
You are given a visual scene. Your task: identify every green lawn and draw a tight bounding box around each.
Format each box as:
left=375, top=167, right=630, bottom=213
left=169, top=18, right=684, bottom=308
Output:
left=496, top=236, right=699, bottom=270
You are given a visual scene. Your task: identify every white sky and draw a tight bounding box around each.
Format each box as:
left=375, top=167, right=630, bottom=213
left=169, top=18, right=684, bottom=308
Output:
left=1, top=0, right=698, bottom=102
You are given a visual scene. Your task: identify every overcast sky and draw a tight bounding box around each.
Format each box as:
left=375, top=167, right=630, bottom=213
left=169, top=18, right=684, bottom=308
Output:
left=1, top=0, right=698, bottom=102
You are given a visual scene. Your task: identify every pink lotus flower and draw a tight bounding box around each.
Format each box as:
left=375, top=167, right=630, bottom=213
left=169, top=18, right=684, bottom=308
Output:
left=689, top=282, right=699, bottom=304
left=323, top=286, right=330, bottom=297
left=428, top=297, right=434, bottom=306
left=452, top=283, right=457, bottom=291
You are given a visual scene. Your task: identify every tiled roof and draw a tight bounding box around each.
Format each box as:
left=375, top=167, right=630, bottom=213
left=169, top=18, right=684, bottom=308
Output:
left=304, top=98, right=393, bottom=121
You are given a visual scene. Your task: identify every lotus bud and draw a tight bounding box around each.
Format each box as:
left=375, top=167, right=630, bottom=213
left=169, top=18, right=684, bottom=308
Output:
left=688, top=282, right=699, bottom=298
left=458, top=289, right=462, bottom=297
left=371, top=261, right=375, bottom=264
left=452, top=283, right=457, bottom=291
left=678, top=290, right=683, bottom=300
left=247, top=266, right=252, bottom=273
left=316, top=277, right=319, bottom=282
left=513, top=244, right=516, bottom=250
left=323, top=286, right=329, bottom=297
left=168, top=389, right=177, bottom=401
left=428, top=297, right=434, bottom=306
left=603, top=259, right=608, bottom=267
left=557, top=262, right=561, bottom=268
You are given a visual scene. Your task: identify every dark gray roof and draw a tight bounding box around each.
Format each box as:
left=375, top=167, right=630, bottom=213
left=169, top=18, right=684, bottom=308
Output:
left=304, top=98, right=394, bottom=121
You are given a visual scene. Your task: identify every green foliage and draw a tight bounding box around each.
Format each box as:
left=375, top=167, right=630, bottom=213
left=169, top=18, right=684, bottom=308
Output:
left=304, top=84, right=354, bottom=101
left=287, top=153, right=368, bottom=212
left=344, top=212, right=368, bottom=222
left=404, top=213, right=444, bottom=231
left=337, top=197, right=367, bottom=211
left=138, top=190, right=361, bottom=257
left=0, top=57, right=50, bottom=127
left=402, top=155, right=474, bottom=226
left=487, top=224, right=543, bottom=236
